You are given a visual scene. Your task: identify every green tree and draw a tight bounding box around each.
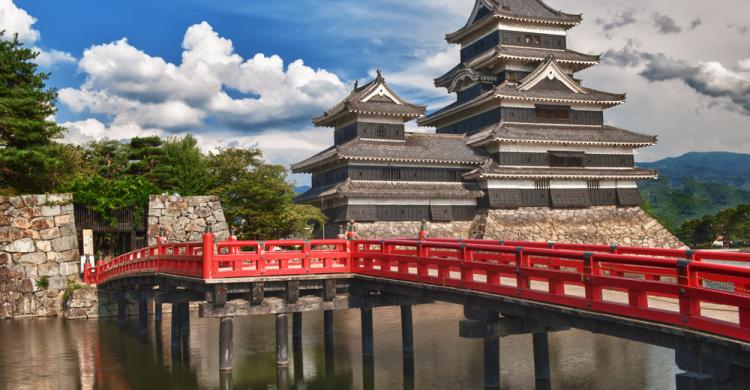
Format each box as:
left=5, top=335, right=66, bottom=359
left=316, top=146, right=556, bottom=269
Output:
left=126, top=136, right=170, bottom=188
left=207, top=148, right=324, bottom=240
left=81, top=140, right=131, bottom=180
left=0, top=32, right=69, bottom=194
left=159, top=134, right=211, bottom=196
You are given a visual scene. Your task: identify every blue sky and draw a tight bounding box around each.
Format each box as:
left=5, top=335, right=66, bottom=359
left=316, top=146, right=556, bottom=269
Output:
left=3, top=0, right=750, bottom=185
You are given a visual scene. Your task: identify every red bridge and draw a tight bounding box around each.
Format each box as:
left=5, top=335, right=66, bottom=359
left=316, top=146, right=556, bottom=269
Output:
left=86, top=231, right=750, bottom=389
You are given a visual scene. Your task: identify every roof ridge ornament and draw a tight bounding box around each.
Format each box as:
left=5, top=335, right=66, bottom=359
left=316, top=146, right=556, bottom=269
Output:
left=353, top=80, right=359, bottom=91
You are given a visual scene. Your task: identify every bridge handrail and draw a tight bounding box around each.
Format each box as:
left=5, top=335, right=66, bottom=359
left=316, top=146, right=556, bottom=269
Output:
left=86, top=233, right=750, bottom=342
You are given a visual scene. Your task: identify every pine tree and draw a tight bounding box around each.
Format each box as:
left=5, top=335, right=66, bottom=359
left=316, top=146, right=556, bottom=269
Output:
left=0, top=32, right=68, bottom=194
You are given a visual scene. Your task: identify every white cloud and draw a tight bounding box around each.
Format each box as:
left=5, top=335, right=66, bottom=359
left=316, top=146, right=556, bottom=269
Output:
left=0, top=0, right=76, bottom=67
left=0, top=0, right=39, bottom=43
left=32, top=47, right=76, bottom=67
left=60, top=22, right=349, bottom=137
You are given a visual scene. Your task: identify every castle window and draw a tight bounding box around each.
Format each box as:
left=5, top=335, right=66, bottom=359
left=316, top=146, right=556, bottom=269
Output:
left=587, top=180, right=601, bottom=190
left=535, top=180, right=551, bottom=190
left=382, top=168, right=401, bottom=181
left=537, top=106, right=571, bottom=122
left=377, top=125, right=387, bottom=138
left=549, top=151, right=585, bottom=168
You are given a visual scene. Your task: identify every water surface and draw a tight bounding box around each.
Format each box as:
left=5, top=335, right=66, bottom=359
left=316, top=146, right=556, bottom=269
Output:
left=0, top=302, right=678, bottom=389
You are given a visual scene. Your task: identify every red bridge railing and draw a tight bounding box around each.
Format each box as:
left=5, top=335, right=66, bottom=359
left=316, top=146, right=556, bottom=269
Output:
left=83, top=232, right=750, bottom=342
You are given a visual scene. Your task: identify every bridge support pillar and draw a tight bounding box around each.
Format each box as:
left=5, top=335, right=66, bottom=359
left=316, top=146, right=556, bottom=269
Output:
left=533, top=332, right=551, bottom=390
left=400, top=305, right=414, bottom=355
left=675, top=341, right=750, bottom=390
left=171, top=303, right=181, bottom=349
left=117, top=300, right=127, bottom=325
left=154, top=300, right=163, bottom=322
left=292, top=312, right=302, bottom=343
left=483, top=311, right=501, bottom=390
left=324, top=310, right=335, bottom=377
left=361, top=308, right=374, bottom=358
left=276, top=313, right=289, bottom=366
left=219, top=317, right=233, bottom=371
left=138, top=293, right=148, bottom=334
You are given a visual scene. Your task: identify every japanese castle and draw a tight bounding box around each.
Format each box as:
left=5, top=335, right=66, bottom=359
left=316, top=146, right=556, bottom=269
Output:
left=292, top=0, right=658, bottom=233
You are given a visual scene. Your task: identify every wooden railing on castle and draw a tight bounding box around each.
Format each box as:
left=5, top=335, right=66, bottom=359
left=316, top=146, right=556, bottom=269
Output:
left=84, top=232, right=750, bottom=343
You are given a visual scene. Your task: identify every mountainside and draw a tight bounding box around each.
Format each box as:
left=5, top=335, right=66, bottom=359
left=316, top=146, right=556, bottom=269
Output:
left=639, top=152, right=750, bottom=190
left=294, top=185, right=310, bottom=194
left=638, top=152, right=750, bottom=229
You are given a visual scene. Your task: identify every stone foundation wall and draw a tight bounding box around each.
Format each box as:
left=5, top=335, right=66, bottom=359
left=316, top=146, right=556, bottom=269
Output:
left=480, top=206, right=684, bottom=248
left=1, top=194, right=81, bottom=318
left=352, top=219, right=480, bottom=240
left=147, top=195, right=229, bottom=245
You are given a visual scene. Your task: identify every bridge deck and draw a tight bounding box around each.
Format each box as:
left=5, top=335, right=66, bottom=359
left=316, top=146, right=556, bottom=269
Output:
left=86, top=233, right=750, bottom=345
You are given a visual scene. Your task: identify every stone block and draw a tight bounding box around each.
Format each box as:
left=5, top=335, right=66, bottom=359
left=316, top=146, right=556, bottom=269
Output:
left=22, top=195, right=48, bottom=207
left=59, top=250, right=79, bottom=262
left=52, top=236, right=77, bottom=252
left=59, top=262, right=79, bottom=276
left=30, top=217, right=54, bottom=230
left=35, top=240, right=52, bottom=252
left=41, top=205, right=61, bottom=217
left=150, top=201, right=165, bottom=210
left=19, top=279, right=34, bottom=293
left=214, top=210, right=227, bottom=222
left=60, top=204, right=74, bottom=214
left=195, top=206, right=212, bottom=218
left=22, top=229, right=40, bottom=240
left=46, top=252, right=58, bottom=262
left=18, top=207, right=42, bottom=219
left=0, top=214, right=12, bottom=225
left=47, top=276, right=68, bottom=291
left=38, top=263, right=60, bottom=277
left=6, top=238, right=35, bottom=253
left=46, top=194, right=71, bottom=203
left=59, top=224, right=76, bottom=238
left=0, top=252, right=10, bottom=265
left=18, top=252, right=47, bottom=265
left=53, top=214, right=73, bottom=226
left=8, top=196, right=24, bottom=208
left=11, top=217, right=31, bottom=229
left=0, top=227, right=24, bottom=242
left=15, top=293, right=38, bottom=315
left=40, top=227, right=61, bottom=240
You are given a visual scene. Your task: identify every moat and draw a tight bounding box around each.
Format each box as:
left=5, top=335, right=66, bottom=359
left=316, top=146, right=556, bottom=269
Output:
left=0, top=302, right=678, bottom=390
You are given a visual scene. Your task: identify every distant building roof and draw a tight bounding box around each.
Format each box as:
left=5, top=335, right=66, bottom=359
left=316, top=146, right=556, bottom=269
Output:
left=467, top=123, right=657, bottom=147
left=291, top=132, right=488, bottom=173
left=294, top=179, right=485, bottom=203
left=313, top=71, right=426, bottom=127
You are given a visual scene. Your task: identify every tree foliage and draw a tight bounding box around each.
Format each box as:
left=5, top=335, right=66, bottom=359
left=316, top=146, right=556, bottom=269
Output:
left=207, top=148, right=324, bottom=240
left=159, top=135, right=211, bottom=196
left=0, top=32, right=70, bottom=194
left=678, top=205, right=750, bottom=248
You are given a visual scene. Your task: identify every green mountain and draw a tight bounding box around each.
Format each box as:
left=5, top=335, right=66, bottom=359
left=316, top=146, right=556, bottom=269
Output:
left=639, top=152, right=750, bottom=190
left=638, top=152, right=750, bottom=229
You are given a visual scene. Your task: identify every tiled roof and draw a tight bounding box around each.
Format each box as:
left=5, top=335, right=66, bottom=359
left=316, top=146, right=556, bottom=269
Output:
left=483, top=0, right=582, bottom=24
left=494, top=82, right=625, bottom=106
left=465, top=161, right=658, bottom=180
left=467, top=123, right=657, bottom=147
left=295, top=179, right=485, bottom=202
left=291, top=133, right=489, bottom=173
left=493, top=46, right=599, bottom=64
left=313, top=72, right=426, bottom=127
left=448, top=0, right=582, bottom=43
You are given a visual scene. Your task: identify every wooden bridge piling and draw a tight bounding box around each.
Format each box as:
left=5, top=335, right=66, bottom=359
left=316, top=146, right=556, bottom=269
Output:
left=138, top=293, right=148, bottom=335
left=324, top=310, right=335, bottom=377
left=533, top=332, right=551, bottom=390
left=292, top=312, right=302, bottom=343
left=219, top=317, right=233, bottom=371
left=276, top=313, right=290, bottom=366
left=483, top=311, right=501, bottom=389
left=171, top=304, right=181, bottom=349
left=400, top=305, right=414, bottom=355
left=154, top=301, right=163, bottom=322
left=361, top=307, right=374, bottom=358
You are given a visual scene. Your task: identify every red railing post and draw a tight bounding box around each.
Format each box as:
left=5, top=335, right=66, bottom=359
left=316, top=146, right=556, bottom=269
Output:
left=516, top=248, right=530, bottom=291
left=95, top=260, right=103, bottom=285
left=83, top=263, right=91, bottom=284
left=583, top=253, right=601, bottom=304
left=203, top=231, right=215, bottom=280
left=418, top=220, right=429, bottom=241
left=677, top=259, right=699, bottom=323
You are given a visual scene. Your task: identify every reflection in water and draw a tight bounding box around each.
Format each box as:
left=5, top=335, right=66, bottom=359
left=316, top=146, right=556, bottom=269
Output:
left=0, top=303, right=679, bottom=389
